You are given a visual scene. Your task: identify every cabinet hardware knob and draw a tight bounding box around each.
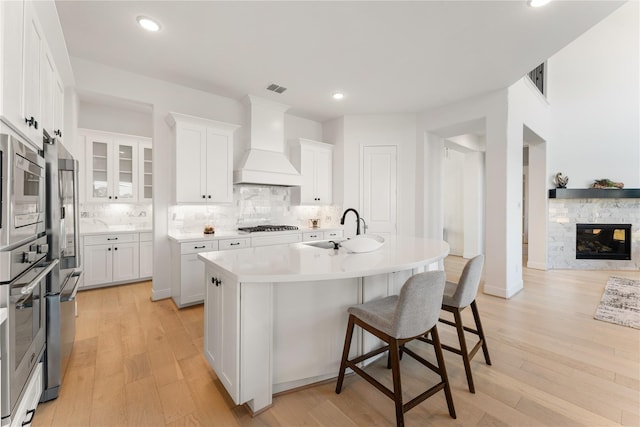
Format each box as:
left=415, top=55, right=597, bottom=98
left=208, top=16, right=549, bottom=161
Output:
left=202, top=195, right=206, bottom=199
left=208, top=195, right=211, bottom=199
left=115, top=196, right=118, bottom=199
left=114, top=247, right=118, bottom=250
left=108, top=248, right=111, bottom=251
left=109, top=196, right=112, bottom=199
left=195, top=245, right=205, bottom=249
left=107, top=237, right=118, bottom=240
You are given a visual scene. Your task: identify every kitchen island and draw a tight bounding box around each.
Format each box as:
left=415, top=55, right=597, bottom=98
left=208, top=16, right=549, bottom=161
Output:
left=198, top=236, right=449, bottom=414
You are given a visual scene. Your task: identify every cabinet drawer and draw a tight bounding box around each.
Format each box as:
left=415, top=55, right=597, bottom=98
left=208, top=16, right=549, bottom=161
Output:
left=10, top=363, right=42, bottom=427
left=218, top=238, right=250, bottom=251
left=181, top=241, right=218, bottom=254
left=139, top=232, right=153, bottom=242
left=83, top=233, right=139, bottom=245
left=251, top=233, right=301, bottom=248
left=302, top=231, right=323, bottom=242
left=323, top=230, right=343, bottom=240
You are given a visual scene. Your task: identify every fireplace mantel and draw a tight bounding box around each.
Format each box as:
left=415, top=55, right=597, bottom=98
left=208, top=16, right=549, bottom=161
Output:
left=548, top=188, right=640, bottom=199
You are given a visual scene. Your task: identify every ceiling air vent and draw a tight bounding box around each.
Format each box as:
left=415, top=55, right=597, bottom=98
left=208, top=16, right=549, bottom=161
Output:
left=266, top=83, right=287, bottom=94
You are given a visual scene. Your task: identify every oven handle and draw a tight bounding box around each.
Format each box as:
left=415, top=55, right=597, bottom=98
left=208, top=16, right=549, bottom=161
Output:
left=19, top=259, right=59, bottom=296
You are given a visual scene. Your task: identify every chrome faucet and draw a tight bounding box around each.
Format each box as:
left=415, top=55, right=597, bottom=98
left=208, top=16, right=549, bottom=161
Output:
left=340, top=208, right=361, bottom=235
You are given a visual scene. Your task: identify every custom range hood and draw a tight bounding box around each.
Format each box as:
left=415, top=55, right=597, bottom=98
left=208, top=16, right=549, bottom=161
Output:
left=233, top=95, right=302, bottom=186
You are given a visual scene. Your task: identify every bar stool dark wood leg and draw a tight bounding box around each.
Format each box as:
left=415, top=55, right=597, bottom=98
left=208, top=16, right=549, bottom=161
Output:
left=452, top=307, right=475, bottom=393
left=336, top=315, right=356, bottom=394
left=471, top=300, right=492, bottom=365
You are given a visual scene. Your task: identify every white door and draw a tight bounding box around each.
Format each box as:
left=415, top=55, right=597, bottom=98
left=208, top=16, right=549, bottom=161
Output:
left=361, top=146, right=397, bottom=238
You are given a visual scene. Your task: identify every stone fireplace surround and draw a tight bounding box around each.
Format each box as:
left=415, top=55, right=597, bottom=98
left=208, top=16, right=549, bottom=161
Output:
left=548, top=197, right=640, bottom=270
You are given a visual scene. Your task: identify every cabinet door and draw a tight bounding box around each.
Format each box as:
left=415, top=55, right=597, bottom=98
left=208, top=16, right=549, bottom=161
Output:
left=205, top=129, right=233, bottom=203
left=299, top=146, right=316, bottom=203
left=0, top=0, right=26, bottom=131
left=113, top=139, right=138, bottom=201
left=40, top=43, right=55, bottom=138
left=175, top=123, right=206, bottom=203
left=217, top=271, right=239, bottom=401
left=112, top=242, right=139, bottom=282
left=139, top=240, right=153, bottom=278
left=86, top=135, right=113, bottom=202
left=180, top=253, right=205, bottom=305
left=52, top=77, right=64, bottom=141
left=83, top=244, right=113, bottom=286
left=204, top=268, right=220, bottom=370
left=314, top=148, right=332, bottom=203
left=139, top=143, right=153, bottom=202
left=22, top=2, right=44, bottom=146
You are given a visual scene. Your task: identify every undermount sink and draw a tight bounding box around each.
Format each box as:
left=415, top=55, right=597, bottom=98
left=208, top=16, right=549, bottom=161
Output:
left=340, top=234, right=385, bottom=253
left=303, top=235, right=385, bottom=253
left=303, top=240, right=342, bottom=250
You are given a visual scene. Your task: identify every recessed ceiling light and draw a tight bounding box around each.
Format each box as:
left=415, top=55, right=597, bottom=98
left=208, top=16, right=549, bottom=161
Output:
left=528, top=0, right=551, bottom=7
left=137, top=16, right=161, bottom=32
left=332, top=92, right=344, bottom=100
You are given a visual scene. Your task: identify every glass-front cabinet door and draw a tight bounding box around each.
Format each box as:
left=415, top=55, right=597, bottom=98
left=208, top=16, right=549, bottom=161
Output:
left=114, top=142, right=136, bottom=201
left=86, top=134, right=138, bottom=202
left=139, top=143, right=152, bottom=202
left=88, top=137, right=112, bottom=201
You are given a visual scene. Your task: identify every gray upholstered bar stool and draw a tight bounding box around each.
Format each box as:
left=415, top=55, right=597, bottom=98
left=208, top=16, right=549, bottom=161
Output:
left=419, top=254, right=491, bottom=393
left=335, top=271, right=456, bottom=427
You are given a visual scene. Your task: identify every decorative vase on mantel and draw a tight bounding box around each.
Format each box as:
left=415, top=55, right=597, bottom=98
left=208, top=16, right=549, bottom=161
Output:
left=591, top=179, right=624, bottom=189
left=554, top=173, right=569, bottom=189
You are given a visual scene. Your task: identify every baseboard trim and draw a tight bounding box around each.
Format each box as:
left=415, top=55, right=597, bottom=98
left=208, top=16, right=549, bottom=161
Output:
left=152, top=288, right=171, bottom=301
left=527, top=260, right=547, bottom=270
left=483, top=280, right=523, bottom=299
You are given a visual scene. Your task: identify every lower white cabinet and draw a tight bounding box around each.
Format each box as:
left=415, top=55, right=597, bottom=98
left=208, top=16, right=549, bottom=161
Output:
left=204, top=266, right=239, bottom=402
left=171, top=238, right=250, bottom=308
left=139, top=232, right=153, bottom=278
left=10, top=363, right=42, bottom=427
left=171, top=241, right=218, bottom=308
left=81, top=232, right=147, bottom=289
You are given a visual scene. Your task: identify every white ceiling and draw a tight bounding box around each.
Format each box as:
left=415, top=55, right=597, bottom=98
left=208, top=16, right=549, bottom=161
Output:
left=54, top=0, right=623, bottom=122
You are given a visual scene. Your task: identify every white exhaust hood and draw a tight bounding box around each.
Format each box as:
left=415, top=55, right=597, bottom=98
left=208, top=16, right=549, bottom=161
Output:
left=233, top=95, right=302, bottom=186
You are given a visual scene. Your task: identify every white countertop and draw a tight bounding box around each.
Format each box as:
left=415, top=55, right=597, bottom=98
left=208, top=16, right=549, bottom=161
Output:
left=198, top=235, right=449, bottom=282
left=168, top=227, right=342, bottom=243
left=80, top=225, right=152, bottom=236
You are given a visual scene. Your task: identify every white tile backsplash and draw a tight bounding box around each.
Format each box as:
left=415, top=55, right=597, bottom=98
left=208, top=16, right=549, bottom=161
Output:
left=169, top=185, right=341, bottom=234
left=80, top=203, right=153, bottom=231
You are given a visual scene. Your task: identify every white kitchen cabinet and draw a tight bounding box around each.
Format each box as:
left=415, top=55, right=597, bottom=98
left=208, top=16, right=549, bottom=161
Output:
left=302, top=231, right=323, bottom=242
left=171, top=241, right=219, bottom=308
left=21, top=1, right=44, bottom=147
left=167, top=112, right=239, bottom=204
left=0, top=0, right=26, bottom=132
left=139, top=142, right=153, bottom=202
left=139, top=232, right=153, bottom=278
left=82, top=233, right=140, bottom=287
left=0, top=0, right=63, bottom=150
left=83, top=130, right=151, bottom=203
left=324, top=230, right=343, bottom=240
left=205, top=266, right=239, bottom=402
left=291, top=139, right=333, bottom=205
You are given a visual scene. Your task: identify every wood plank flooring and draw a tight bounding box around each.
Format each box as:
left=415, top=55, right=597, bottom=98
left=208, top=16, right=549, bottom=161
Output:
left=32, top=258, right=640, bottom=426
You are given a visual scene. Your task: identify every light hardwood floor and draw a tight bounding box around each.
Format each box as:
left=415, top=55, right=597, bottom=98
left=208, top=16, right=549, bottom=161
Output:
left=33, top=257, right=640, bottom=426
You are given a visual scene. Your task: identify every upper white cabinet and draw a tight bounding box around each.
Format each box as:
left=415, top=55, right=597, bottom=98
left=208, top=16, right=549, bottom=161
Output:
left=167, top=112, right=239, bottom=204
left=0, top=0, right=64, bottom=150
left=82, top=129, right=152, bottom=203
left=291, top=139, right=333, bottom=205
left=139, top=142, right=153, bottom=202
left=0, top=0, right=26, bottom=131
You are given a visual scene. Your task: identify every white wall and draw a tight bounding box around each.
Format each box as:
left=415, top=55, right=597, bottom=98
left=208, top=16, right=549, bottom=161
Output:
left=71, top=57, right=323, bottom=301
left=336, top=114, right=417, bottom=237
left=78, top=101, right=153, bottom=137
left=443, top=147, right=464, bottom=255
left=547, top=1, right=640, bottom=188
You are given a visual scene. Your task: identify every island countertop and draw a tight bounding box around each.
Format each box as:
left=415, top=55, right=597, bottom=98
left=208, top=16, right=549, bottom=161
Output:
left=197, top=235, right=450, bottom=283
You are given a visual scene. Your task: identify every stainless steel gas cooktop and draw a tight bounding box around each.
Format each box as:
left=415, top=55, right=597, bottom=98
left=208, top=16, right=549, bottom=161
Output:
left=237, top=225, right=299, bottom=233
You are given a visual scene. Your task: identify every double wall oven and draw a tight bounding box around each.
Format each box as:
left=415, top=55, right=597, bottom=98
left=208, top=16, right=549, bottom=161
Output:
left=0, top=127, right=57, bottom=425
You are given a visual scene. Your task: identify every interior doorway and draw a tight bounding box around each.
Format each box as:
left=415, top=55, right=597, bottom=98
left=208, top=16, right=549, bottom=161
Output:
left=441, top=134, right=485, bottom=259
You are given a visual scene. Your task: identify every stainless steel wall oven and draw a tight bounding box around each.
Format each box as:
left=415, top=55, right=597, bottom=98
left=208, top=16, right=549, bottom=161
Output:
left=0, top=132, right=46, bottom=250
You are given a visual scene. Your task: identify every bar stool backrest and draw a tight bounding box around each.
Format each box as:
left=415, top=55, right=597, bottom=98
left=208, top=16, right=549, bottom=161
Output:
left=447, top=254, right=485, bottom=309
left=392, top=271, right=445, bottom=339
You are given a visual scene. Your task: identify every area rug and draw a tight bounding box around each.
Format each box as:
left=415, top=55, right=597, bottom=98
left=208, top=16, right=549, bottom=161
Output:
left=594, top=276, right=640, bottom=329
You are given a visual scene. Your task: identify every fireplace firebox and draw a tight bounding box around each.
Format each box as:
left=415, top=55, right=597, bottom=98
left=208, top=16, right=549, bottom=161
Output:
left=576, top=224, right=632, bottom=260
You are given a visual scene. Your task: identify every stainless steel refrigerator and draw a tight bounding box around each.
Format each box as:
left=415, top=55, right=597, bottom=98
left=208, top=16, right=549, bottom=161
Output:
left=42, top=137, right=82, bottom=401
